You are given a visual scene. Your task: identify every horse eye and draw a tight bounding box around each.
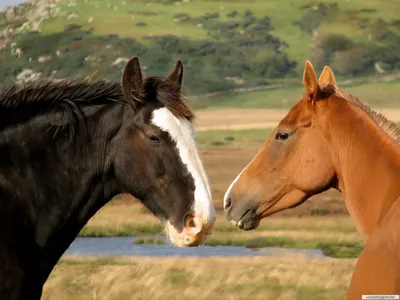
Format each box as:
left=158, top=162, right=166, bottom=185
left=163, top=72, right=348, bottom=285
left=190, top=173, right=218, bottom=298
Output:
left=275, top=132, right=290, bottom=141
left=148, top=136, right=161, bottom=144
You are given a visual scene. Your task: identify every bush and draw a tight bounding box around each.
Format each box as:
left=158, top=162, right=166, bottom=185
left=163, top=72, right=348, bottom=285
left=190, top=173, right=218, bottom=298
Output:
left=226, top=10, right=238, bottom=18
left=309, top=33, right=357, bottom=70
left=331, top=48, right=367, bottom=75
left=135, top=22, right=147, bottom=27
left=294, top=2, right=339, bottom=34
left=315, top=33, right=354, bottom=54
left=309, top=20, right=400, bottom=74
left=248, top=50, right=296, bottom=77
left=64, top=23, right=82, bottom=32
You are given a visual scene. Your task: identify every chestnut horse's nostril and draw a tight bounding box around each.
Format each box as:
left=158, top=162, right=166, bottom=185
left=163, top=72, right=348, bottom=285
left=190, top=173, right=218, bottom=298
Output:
left=224, top=195, right=232, bottom=210
left=237, top=220, right=245, bottom=229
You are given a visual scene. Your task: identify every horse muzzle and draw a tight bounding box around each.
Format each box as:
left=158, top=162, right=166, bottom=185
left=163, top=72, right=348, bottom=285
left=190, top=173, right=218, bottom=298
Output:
left=166, top=216, right=215, bottom=247
left=224, top=192, right=260, bottom=231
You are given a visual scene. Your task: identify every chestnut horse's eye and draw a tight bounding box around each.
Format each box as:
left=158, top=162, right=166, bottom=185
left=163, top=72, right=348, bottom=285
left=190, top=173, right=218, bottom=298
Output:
left=148, top=136, right=161, bottom=144
left=275, top=132, right=290, bottom=141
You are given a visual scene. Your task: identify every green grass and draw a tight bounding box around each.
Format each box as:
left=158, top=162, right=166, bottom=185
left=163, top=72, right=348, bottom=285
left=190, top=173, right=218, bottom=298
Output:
left=196, top=80, right=400, bottom=109
left=319, top=242, right=364, bottom=259
left=204, top=236, right=363, bottom=258
left=40, top=4, right=209, bottom=41
left=196, top=128, right=272, bottom=148
left=79, top=223, right=164, bottom=237
left=40, top=0, right=209, bottom=40
left=132, top=238, right=166, bottom=245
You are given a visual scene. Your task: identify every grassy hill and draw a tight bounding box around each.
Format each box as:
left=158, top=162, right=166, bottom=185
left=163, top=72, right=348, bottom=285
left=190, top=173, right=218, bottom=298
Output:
left=1, top=0, right=400, bottom=98
left=33, top=0, right=400, bottom=69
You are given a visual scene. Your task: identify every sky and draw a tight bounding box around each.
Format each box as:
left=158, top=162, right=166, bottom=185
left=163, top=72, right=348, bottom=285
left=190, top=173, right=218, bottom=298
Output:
left=0, top=0, right=29, bottom=8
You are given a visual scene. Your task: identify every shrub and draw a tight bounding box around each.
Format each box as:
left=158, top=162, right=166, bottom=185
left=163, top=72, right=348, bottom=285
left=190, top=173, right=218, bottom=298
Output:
left=294, top=2, right=340, bottom=34
left=226, top=10, right=238, bottom=18
left=64, top=24, right=82, bottom=32
left=331, top=48, right=367, bottom=75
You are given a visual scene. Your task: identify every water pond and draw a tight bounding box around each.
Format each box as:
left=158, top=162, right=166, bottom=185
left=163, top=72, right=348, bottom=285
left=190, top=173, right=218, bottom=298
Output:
left=64, top=237, right=328, bottom=258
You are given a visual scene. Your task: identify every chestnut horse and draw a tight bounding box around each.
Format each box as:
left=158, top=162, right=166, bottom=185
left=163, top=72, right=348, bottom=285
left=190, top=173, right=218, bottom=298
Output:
left=224, top=60, right=400, bottom=298
left=0, top=57, right=215, bottom=299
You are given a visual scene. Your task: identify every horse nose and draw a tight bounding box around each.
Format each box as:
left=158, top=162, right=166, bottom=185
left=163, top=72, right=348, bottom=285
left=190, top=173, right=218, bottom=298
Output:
left=183, top=216, right=214, bottom=247
left=224, top=192, right=237, bottom=224
left=237, top=219, right=245, bottom=229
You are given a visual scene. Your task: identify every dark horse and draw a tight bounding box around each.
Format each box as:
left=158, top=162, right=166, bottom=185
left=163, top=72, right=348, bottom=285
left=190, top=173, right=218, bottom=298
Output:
left=0, top=57, right=216, bottom=299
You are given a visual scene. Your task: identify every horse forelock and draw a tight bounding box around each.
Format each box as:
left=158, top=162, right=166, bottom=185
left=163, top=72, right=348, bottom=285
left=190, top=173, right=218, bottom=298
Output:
left=143, top=76, right=195, bottom=122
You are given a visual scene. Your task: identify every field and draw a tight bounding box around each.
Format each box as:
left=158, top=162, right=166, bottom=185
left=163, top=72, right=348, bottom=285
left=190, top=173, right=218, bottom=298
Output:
left=43, top=256, right=356, bottom=300
left=37, top=76, right=400, bottom=298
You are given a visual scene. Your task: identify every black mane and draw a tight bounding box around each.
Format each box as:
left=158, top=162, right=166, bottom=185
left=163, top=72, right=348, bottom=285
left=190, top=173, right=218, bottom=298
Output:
left=0, top=76, right=194, bottom=134
left=0, top=79, right=123, bottom=131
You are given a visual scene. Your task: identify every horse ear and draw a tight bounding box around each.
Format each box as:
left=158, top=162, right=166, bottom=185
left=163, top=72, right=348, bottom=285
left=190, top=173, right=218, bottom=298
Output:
left=121, top=56, right=143, bottom=103
left=318, top=66, right=336, bottom=85
left=167, top=60, right=183, bottom=87
left=303, top=60, right=318, bottom=102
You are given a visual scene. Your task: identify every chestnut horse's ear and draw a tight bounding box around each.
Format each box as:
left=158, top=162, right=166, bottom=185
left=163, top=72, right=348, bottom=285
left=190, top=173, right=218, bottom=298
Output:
left=303, top=60, right=318, bottom=102
left=167, top=60, right=183, bottom=87
left=121, top=56, right=144, bottom=104
left=318, top=66, right=336, bottom=85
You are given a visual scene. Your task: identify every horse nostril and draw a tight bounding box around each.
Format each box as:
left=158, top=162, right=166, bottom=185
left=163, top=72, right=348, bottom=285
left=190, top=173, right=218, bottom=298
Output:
left=237, top=220, right=245, bottom=229
left=185, top=215, right=197, bottom=228
left=224, top=195, right=232, bottom=210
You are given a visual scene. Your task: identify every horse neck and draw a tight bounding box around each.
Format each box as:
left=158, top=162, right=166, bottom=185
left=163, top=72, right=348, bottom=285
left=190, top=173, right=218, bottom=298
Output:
left=0, top=103, right=124, bottom=270
left=325, top=100, right=400, bottom=241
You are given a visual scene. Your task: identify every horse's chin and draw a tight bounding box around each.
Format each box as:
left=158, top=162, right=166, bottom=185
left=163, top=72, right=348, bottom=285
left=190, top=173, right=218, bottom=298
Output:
left=243, top=218, right=261, bottom=231
left=165, top=221, right=211, bottom=248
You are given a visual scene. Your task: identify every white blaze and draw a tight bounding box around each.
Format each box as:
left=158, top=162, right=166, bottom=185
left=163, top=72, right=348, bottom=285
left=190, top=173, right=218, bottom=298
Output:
left=151, top=108, right=215, bottom=224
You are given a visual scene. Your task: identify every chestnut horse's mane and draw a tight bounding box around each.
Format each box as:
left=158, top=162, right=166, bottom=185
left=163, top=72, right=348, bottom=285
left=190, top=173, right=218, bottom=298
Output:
left=320, top=83, right=400, bottom=144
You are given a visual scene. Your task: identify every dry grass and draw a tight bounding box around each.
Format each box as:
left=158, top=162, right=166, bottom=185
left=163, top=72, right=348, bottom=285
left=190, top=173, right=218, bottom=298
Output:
left=213, top=230, right=361, bottom=243
left=43, top=256, right=356, bottom=300
left=85, top=199, right=160, bottom=229
left=85, top=200, right=357, bottom=236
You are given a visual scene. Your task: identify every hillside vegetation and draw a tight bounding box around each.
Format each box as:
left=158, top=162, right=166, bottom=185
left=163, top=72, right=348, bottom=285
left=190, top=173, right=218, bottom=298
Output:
left=0, top=0, right=400, bottom=95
